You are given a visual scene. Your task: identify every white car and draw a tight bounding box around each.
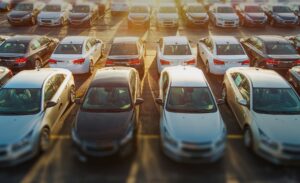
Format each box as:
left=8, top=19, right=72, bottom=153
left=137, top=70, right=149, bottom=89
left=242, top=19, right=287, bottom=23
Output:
left=208, top=3, right=239, bottom=28
left=222, top=67, right=300, bottom=165
left=156, top=3, right=179, bottom=29
left=198, top=36, right=249, bottom=75
left=156, top=36, right=196, bottom=73
left=110, top=0, right=129, bottom=15
left=156, top=66, right=226, bottom=163
left=49, top=36, right=103, bottom=74
left=128, top=3, right=151, bottom=29
left=37, top=1, right=72, bottom=27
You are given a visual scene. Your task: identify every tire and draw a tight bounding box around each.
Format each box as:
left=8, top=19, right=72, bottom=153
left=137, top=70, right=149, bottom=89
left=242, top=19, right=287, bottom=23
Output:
left=244, top=127, right=254, bottom=151
left=39, top=127, right=51, bottom=153
left=69, top=85, right=76, bottom=103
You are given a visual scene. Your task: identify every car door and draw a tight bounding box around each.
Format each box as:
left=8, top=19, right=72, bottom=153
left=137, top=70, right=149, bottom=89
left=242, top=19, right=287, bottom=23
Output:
left=29, top=39, right=43, bottom=63
left=242, top=37, right=264, bottom=66
left=200, top=38, right=213, bottom=66
left=52, top=73, right=69, bottom=116
left=235, top=77, right=251, bottom=126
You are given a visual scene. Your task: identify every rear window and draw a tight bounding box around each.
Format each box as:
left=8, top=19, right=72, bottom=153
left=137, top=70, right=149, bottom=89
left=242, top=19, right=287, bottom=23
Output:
left=0, top=41, right=28, bottom=54
left=265, top=42, right=297, bottom=55
left=109, top=43, right=138, bottom=55
left=43, top=5, right=61, bottom=12
left=216, top=44, right=245, bottom=55
left=164, top=44, right=192, bottom=55
left=54, top=44, right=83, bottom=54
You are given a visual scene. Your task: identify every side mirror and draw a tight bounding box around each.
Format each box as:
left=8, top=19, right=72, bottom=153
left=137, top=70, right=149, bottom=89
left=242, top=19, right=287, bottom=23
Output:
left=45, top=101, right=57, bottom=109
left=155, top=98, right=164, bottom=105
left=135, top=98, right=144, bottom=105
left=217, top=99, right=225, bottom=105
left=75, top=98, right=82, bottom=105
left=238, top=99, right=248, bottom=106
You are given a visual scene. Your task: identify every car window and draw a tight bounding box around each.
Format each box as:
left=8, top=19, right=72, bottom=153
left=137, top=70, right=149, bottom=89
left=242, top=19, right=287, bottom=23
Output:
left=109, top=43, right=138, bottom=55
left=164, top=44, right=192, bottom=55
left=14, top=3, right=33, bottom=11
left=44, top=75, right=63, bottom=103
left=52, top=74, right=65, bottom=90
left=73, top=5, right=90, bottom=13
left=239, top=79, right=250, bottom=103
left=205, top=38, right=213, bottom=51
left=89, top=38, right=97, bottom=47
left=253, top=39, right=263, bottom=51
left=233, top=73, right=245, bottom=87
left=31, top=40, right=41, bottom=50
left=265, top=42, right=297, bottom=55
left=0, top=41, right=28, bottom=54
left=43, top=4, right=61, bottom=12
left=216, top=44, right=245, bottom=55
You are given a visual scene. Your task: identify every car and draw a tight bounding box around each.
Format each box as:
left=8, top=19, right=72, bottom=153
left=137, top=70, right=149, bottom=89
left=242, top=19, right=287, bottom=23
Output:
left=72, top=67, right=144, bottom=161
left=87, top=0, right=109, bottom=15
left=236, top=3, right=268, bottom=27
left=285, top=35, right=300, bottom=53
left=49, top=36, right=103, bottom=75
left=37, top=1, right=72, bottom=27
left=222, top=67, right=300, bottom=165
left=0, top=36, right=9, bottom=45
left=288, top=66, right=300, bottom=93
left=208, top=3, right=239, bottom=28
left=110, top=0, right=129, bottom=15
left=68, top=2, right=99, bottom=27
left=0, top=68, right=76, bottom=166
left=127, top=3, right=151, bottom=29
left=288, top=2, right=300, bottom=22
left=202, top=0, right=219, bottom=10
left=155, top=66, right=226, bottom=163
left=105, top=37, right=146, bottom=77
left=0, top=66, right=12, bottom=87
left=198, top=36, right=249, bottom=75
left=240, top=35, right=300, bottom=72
left=0, top=0, right=14, bottom=11
left=156, top=36, right=196, bottom=73
left=182, top=3, right=209, bottom=27
left=7, top=1, right=45, bottom=26
left=156, top=3, right=179, bottom=29
left=0, top=35, right=59, bottom=72
left=263, top=4, right=298, bottom=27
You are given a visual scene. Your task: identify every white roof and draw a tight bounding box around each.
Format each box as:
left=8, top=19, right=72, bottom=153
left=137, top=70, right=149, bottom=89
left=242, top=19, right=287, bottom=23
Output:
left=211, top=36, right=239, bottom=45
left=163, top=36, right=189, bottom=45
left=113, top=37, right=139, bottom=44
left=60, top=36, right=89, bottom=44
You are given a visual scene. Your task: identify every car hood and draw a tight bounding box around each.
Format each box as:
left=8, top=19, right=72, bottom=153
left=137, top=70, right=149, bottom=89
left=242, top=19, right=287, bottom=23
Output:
left=164, top=111, right=223, bottom=142
left=254, top=113, right=300, bottom=144
left=215, top=13, right=238, bottom=19
left=188, top=13, right=208, bottom=18
left=38, top=12, right=62, bottom=19
left=275, top=13, right=297, bottom=19
left=246, top=13, right=266, bottom=18
left=75, top=110, right=134, bottom=142
left=0, top=114, right=41, bottom=145
left=157, top=13, right=178, bottom=19
left=8, top=11, right=30, bottom=18
left=69, top=13, right=89, bottom=19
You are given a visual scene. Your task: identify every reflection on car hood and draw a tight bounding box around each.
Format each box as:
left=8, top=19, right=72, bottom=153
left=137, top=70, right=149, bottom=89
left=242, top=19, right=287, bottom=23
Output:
left=38, top=12, right=62, bottom=19
left=8, top=11, right=30, bottom=18
left=246, top=13, right=266, bottom=18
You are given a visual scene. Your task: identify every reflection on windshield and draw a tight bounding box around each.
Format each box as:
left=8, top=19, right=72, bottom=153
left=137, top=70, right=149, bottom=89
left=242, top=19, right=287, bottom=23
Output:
left=109, top=43, right=138, bottom=55
left=273, top=6, right=292, bottom=13
left=265, top=43, right=297, bottom=55
left=253, top=88, right=300, bottom=114
left=43, top=5, right=61, bottom=12
left=166, top=87, right=217, bottom=113
left=54, top=44, right=83, bottom=54
left=0, top=42, right=28, bottom=54
left=0, top=88, right=41, bottom=115
left=244, top=6, right=263, bottom=13
left=216, top=44, right=245, bottom=55
left=164, top=44, right=192, bottom=55
left=217, top=7, right=234, bottom=13
left=82, top=87, right=132, bottom=112
left=14, top=3, right=33, bottom=11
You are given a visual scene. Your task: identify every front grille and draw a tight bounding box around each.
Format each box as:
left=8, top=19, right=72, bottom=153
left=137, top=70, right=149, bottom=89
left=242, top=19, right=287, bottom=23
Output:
left=42, top=20, right=51, bottom=23
left=181, top=141, right=212, bottom=154
left=225, top=21, right=234, bottom=25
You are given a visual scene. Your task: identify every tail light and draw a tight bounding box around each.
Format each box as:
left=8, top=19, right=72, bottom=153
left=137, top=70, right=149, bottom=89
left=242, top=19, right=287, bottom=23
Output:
left=184, top=59, right=196, bottom=65
left=73, top=58, right=85, bottom=64
left=48, top=59, right=57, bottom=64
left=128, top=59, right=141, bottom=66
left=264, top=58, right=279, bottom=66
left=213, top=59, right=225, bottom=65
left=15, top=57, right=28, bottom=63
left=160, top=59, right=170, bottom=65
left=241, top=60, right=250, bottom=65
left=105, top=59, right=114, bottom=66
left=294, top=60, right=300, bottom=65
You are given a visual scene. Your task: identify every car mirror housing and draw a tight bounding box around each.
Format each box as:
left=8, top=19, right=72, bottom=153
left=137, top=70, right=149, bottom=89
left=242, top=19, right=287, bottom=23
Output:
left=75, top=98, right=82, bottom=105
left=155, top=98, right=164, bottom=106
left=238, top=99, right=248, bottom=106
left=135, top=98, right=144, bottom=106
left=45, top=101, right=57, bottom=109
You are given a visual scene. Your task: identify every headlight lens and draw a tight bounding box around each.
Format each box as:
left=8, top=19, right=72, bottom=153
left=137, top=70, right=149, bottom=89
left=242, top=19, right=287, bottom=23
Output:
left=259, top=129, right=279, bottom=150
left=71, top=129, right=81, bottom=144
left=12, top=130, right=33, bottom=152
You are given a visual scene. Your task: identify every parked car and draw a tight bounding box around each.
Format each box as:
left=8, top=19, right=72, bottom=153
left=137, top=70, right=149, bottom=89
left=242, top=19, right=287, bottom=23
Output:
left=72, top=67, right=144, bottom=161
left=156, top=3, right=179, bottom=29
left=222, top=67, right=300, bottom=165
left=202, top=0, right=219, bottom=10
left=37, top=1, right=72, bottom=27
left=49, top=36, right=103, bottom=75
left=156, top=36, right=196, bottom=73
left=0, top=0, right=16, bottom=11
left=182, top=3, right=209, bottom=27
left=7, top=1, right=45, bottom=26
left=0, top=68, right=75, bottom=166
left=198, top=36, right=249, bottom=75
left=285, top=35, right=300, bottom=53
left=263, top=4, right=298, bottom=27
left=288, top=66, right=300, bottom=93
left=110, top=0, right=129, bottom=15
left=127, top=3, right=151, bottom=29
left=87, top=0, right=109, bottom=15
left=240, top=35, right=300, bottom=72
left=236, top=3, right=268, bottom=27
left=69, top=2, right=98, bottom=27
left=0, top=35, right=59, bottom=72
left=156, top=66, right=226, bottom=163
left=208, top=3, right=239, bottom=28
left=288, top=2, right=300, bottom=21
left=0, top=66, right=12, bottom=87
left=106, top=37, right=146, bottom=77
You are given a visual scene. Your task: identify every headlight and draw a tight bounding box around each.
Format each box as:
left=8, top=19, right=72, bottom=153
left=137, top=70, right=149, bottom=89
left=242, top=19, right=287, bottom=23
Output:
left=12, top=130, right=33, bottom=152
left=71, top=129, right=81, bottom=144
left=164, top=127, right=177, bottom=147
left=259, top=129, right=279, bottom=150
left=120, top=125, right=134, bottom=145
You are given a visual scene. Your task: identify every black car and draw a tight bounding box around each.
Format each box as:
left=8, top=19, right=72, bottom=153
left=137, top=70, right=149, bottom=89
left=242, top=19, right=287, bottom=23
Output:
left=241, top=35, right=300, bottom=72
left=236, top=3, right=267, bottom=27
left=72, top=67, right=144, bottom=161
left=7, top=1, right=45, bottom=26
left=0, top=35, right=59, bottom=72
left=263, top=4, right=298, bottom=27
left=182, top=3, right=209, bottom=27
left=288, top=66, right=300, bottom=93
left=286, top=35, right=300, bottom=53
left=69, top=2, right=99, bottom=27
left=0, top=66, right=12, bottom=87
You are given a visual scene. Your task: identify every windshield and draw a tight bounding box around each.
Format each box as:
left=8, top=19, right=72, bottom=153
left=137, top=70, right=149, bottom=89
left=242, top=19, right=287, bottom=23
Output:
left=164, top=44, right=192, bottom=55
left=109, top=43, right=138, bottom=55
left=14, top=3, right=33, bottom=11
left=265, top=42, right=297, bottom=55
left=159, top=7, right=177, bottom=13
left=216, top=44, right=245, bottom=55
left=217, top=7, right=234, bottom=13
left=188, top=6, right=205, bottom=13
left=273, top=6, right=292, bottom=13
left=166, top=87, right=217, bottom=113
left=244, top=6, right=263, bottom=13
left=0, top=88, right=41, bottom=115
left=253, top=88, right=300, bottom=114
left=0, top=41, right=28, bottom=54
left=82, top=87, right=132, bottom=112
left=130, top=6, right=148, bottom=13
left=43, top=5, right=61, bottom=12
left=73, top=5, right=90, bottom=13
left=54, top=44, right=83, bottom=54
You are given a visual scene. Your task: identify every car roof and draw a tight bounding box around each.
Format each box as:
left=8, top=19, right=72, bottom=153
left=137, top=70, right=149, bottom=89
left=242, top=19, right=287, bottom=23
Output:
left=231, top=68, right=290, bottom=88
left=60, top=36, right=89, bottom=44
left=90, top=67, right=134, bottom=87
left=163, top=36, right=189, bottom=45
left=211, top=36, right=239, bottom=44
left=113, top=37, right=139, bottom=44
left=256, top=35, right=288, bottom=43
left=165, top=66, right=208, bottom=87
left=6, top=35, right=38, bottom=42
left=4, top=68, right=68, bottom=89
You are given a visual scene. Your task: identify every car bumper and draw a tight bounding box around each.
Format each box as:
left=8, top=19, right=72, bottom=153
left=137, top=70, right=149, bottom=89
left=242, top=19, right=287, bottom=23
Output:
left=216, top=20, right=239, bottom=28
left=157, top=21, right=178, bottom=28
left=0, top=146, right=36, bottom=167
left=187, top=18, right=209, bottom=26
left=49, top=62, right=89, bottom=74
left=69, top=18, right=90, bottom=26
left=0, top=61, right=31, bottom=71
left=38, top=19, right=62, bottom=26
left=244, top=19, right=267, bottom=27
left=274, top=19, right=298, bottom=26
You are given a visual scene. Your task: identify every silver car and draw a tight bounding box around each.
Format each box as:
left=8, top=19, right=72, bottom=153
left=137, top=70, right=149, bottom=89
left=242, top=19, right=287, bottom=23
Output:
left=222, top=67, right=300, bottom=164
left=0, top=68, right=75, bottom=166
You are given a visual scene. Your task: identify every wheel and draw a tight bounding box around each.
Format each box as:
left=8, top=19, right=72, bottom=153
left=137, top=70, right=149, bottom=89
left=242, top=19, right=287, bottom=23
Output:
left=221, top=85, right=228, bottom=104
left=244, top=127, right=254, bottom=150
left=39, top=127, right=51, bottom=153
left=69, top=85, right=76, bottom=103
